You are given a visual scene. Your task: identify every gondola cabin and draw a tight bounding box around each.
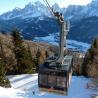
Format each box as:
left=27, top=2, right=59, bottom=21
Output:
left=38, top=55, right=73, bottom=95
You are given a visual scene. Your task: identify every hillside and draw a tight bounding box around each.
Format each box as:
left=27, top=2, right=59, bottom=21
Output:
left=0, top=33, right=57, bottom=75
left=0, top=74, right=98, bottom=98
left=0, top=16, right=98, bottom=43
left=69, top=17, right=98, bottom=43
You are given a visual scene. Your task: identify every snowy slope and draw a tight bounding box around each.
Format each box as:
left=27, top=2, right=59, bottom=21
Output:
left=0, top=74, right=98, bottom=98
left=33, top=34, right=90, bottom=52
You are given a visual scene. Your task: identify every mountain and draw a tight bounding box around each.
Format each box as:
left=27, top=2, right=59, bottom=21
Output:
left=0, top=0, right=98, bottom=20
left=0, top=0, right=98, bottom=43
left=63, top=0, right=98, bottom=21
left=0, top=1, right=51, bottom=20
left=0, top=16, right=98, bottom=43
left=52, top=3, right=61, bottom=12
left=69, top=16, right=98, bottom=43
left=0, top=17, right=60, bottom=40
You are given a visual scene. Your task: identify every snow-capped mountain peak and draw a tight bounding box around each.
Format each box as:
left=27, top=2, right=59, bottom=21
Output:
left=13, top=7, right=21, bottom=11
left=24, top=2, right=33, bottom=8
left=0, top=0, right=98, bottom=20
left=34, top=1, right=45, bottom=7
left=0, top=1, right=48, bottom=20
left=52, top=3, right=61, bottom=12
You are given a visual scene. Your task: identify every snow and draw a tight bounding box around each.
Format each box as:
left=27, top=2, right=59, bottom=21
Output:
left=67, top=40, right=90, bottom=52
left=34, top=34, right=58, bottom=45
left=33, top=34, right=90, bottom=52
left=0, top=74, right=98, bottom=98
left=38, top=16, right=44, bottom=20
left=0, top=1, right=50, bottom=20
left=1, top=0, right=98, bottom=20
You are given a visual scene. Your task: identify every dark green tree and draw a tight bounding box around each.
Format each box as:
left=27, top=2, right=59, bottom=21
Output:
left=82, top=37, right=98, bottom=77
left=0, top=53, right=6, bottom=86
left=35, top=49, right=41, bottom=71
left=45, top=51, right=49, bottom=58
left=12, top=30, right=34, bottom=74
left=0, top=38, right=11, bottom=87
left=27, top=44, right=36, bottom=73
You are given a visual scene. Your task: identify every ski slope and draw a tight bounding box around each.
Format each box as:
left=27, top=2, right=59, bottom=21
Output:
left=0, top=74, right=98, bottom=98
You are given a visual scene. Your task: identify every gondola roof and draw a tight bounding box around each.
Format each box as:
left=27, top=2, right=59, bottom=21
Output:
left=39, top=55, right=73, bottom=72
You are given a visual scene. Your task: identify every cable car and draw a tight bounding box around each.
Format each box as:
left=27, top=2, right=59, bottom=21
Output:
left=38, top=55, right=73, bottom=95
left=38, top=0, right=73, bottom=95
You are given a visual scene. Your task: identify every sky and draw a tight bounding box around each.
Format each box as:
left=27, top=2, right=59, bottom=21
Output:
left=0, top=0, right=92, bottom=15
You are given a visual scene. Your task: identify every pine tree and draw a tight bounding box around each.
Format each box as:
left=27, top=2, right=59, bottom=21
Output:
left=0, top=54, right=6, bottom=82
left=35, top=49, right=41, bottom=71
left=82, top=38, right=98, bottom=77
left=0, top=38, right=6, bottom=76
left=12, top=30, right=34, bottom=74
left=45, top=50, right=49, bottom=58
left=27, top=44, right=36, bottom=73
left=0, top=38, right=10, bottom=87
